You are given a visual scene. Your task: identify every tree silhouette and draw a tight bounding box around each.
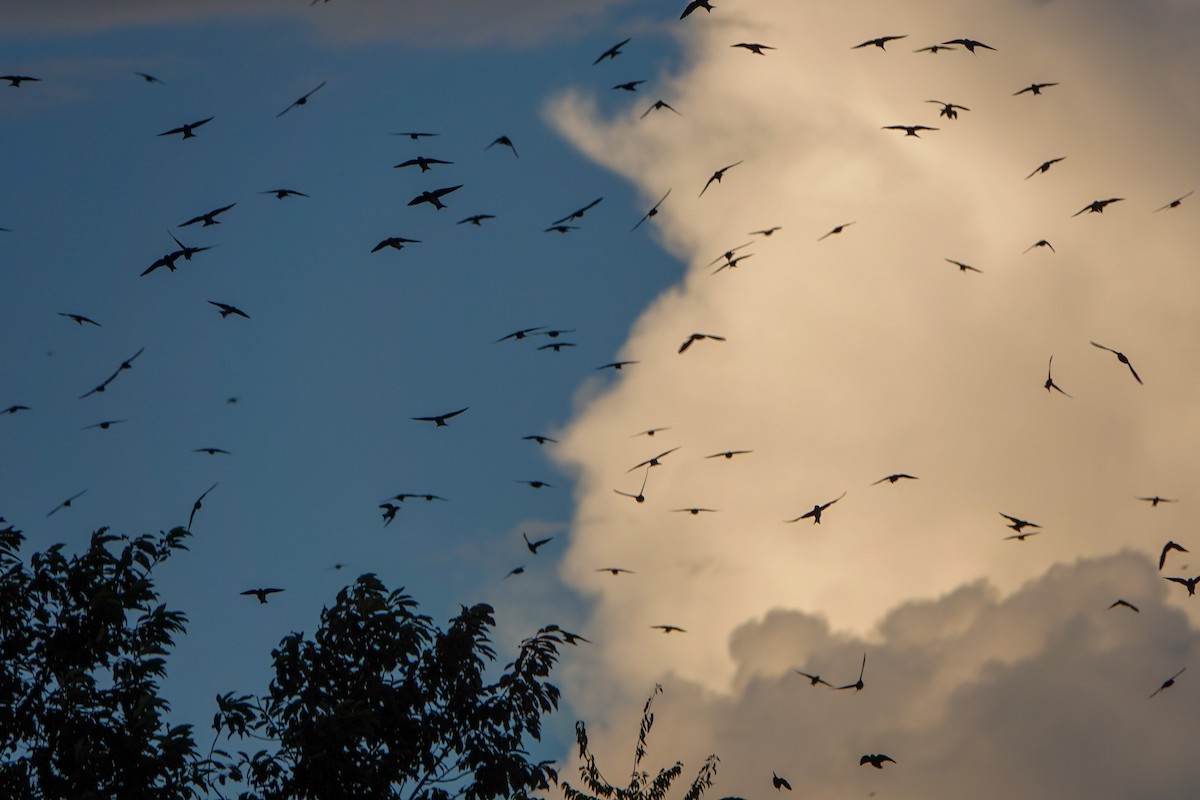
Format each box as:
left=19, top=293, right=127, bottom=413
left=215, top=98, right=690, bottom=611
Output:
left=561, top=685, right=719, bottom=800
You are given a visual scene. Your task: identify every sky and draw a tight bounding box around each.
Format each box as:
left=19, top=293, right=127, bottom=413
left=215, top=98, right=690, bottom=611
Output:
left=3, top=0, right=1199, bottom=798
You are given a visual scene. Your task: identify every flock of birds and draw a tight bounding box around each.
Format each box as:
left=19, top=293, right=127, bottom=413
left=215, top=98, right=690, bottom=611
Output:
left=3, top=0, right=1197, bottom=792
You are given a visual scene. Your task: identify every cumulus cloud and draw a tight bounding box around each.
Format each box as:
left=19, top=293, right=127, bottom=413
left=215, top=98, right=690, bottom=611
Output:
left=546, top=0, right=1200, bottom=701
left=564, top=554, right=1199, bottom=800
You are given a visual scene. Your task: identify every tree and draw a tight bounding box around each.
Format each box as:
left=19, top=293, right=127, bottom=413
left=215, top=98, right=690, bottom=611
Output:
left=560, top=685, right=719, bottom=800
left=1, top=523, right=565, bottom=800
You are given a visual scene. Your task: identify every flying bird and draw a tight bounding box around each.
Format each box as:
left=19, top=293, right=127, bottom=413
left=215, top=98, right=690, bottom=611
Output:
left=486, top=135, right=519, bottom=158
left=552, top=197, right=603, bottom=225
left=188, top=482, right=219, bottom=530
left=411, top=407, right=468, bottom=426
left=135, top=72, right=164, bottom=84
left=679, top=0, right=714, bottom=19
left=260, top=189, right=309, bottom=199
left=168, top=231, right=211, bottom=261
left=1014, top=82, right=1058, bottom=96
left=1024, top=239, right=1055, bottom=254
left=1159, top=541, right=1188, bottom=570
left=628, top=447, right=680, bottom=472
left=523, top=435, right=557, bottom=445
left=852, top=35, right=907, bottom=50
left=194, top=447, right=231, bottom=455
left=678, top=332, right=726, bottom=353
left=946, top=258, right=982, bottom=273
left=883, top=125, right=939, bottom=137
left=458, top=214, right=495, bottom=226
left=380, top=503, right=400, bottom=526
left=1090, top=341, right=1142, bottom=384
left=1004, top=531, right=1041, bottom=541
left=641, top=99, right=681, bottom=118
left=699, top=161, right=743, bottom=196
left=59, top=312, right=101, bottom=327
left=872, top=473, right=917, bottom=485
left=835, top=653, right=867, bottom=691
left=1149, top=667, right=1186, bottom=698
left=673, top=507, right=717, bottom=515
left=771, top=773, right=792, bottom=791
left=159, top=116, right=214, bottom=139
left=786, top=492, right=847, bottom=524
left=1026, top=157, right=1066, bottom=179
left=706, top=450, right=752, bottom=460
left=635, top=427, right=669, bottom=437
left=3, top=405, right=31, bottom=414
left=408, top=185, right=462, bottom=210
left=208, top=301, right=250, bottom=319
left=83, top=419, right=126, bottom=430
left=524, top=532, right=553, bottom=553
left=705, top=241, right=753, bottom=267
left=1073, top=197, right=1124, bottom=216
left=651, top=625, right=686, bottom=633
left=860, top=755, right=896, bottom=769
left=1107, top=599, right=1140, bottom=613
left=795, top=670, right=832, bottom=687
left=612, top=80, right=645, bottom=92
left=390, top=493, right=449, bottom=503
left=914, top=43, right=957, bottom=53
left=46, top=489, right=87, bottom=517
left=372, top=236, right=421, bottom=253
left=179, top=203, right=236, bottom=227
left=632, top=189, right=671, bottom=231
left=999, top=512, right=1040, bottom=532
left=712, top=253, right=753, bottom=274
left=926, top=100, right=970, bottom=120
left=1141, top=496, right=1179, bottom=508
left=538, top=342, right=575, bottom=352
left=276, top=81, right=326, bottom=117
left=732, top=43, right=775, bottom=55
left=241, top=588, right=284, bottom=604
left=392, top=131, right=439, bottom=140
left=79, top=347, right=145, bottom=398
left=496, top=326, right=546, bottom=342
left=1154, top=190, right=1194, bottom=212
left=394, top=156, right=453, bottom=172
left=2, top=75, right=41, bottom=87
left=942, top=38, right=996, bottom=53
left=598, top=361, right=638, bottom=370
left=594, top=38, right=631, bottom=65
left=1044, top=355, right=1071, bottom=397
left=504, top=566, right=526, bottom=579
left=545, top=225, right=578, bottom=234
left=1164, top=576, right=1200, bottom=596
left=750, top=226, right=782, bottom=236
left=818, top=222, right=855, bottom=241
left=597, top=567, right=635, bottom=575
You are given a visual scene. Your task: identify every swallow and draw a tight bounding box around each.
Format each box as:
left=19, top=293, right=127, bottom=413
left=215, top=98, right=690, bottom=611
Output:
left=1160, top=541, right=1190, bottom=570
left=46, top=489, right=87, bottom=517
left=58, top=312, right=101, bottom=327
left=926, top=100, right=970, bottom=120
left=504, top=566, right=526, bottom=579
left=276, top=81, right=326, bottom=117
left=394, top=156, right=454, bottom=172
left=1154, top=191, right=1194, bottom=212
left=545, top=225, right=578, bottom=234
left=598, top=361, right=639, bottom=370
left=705, top=241, right=753, bottom=267
left=632, top=189, right=671, bottom=231
left=408, top=185, right=462, bottom=210
left=628, top=447, right=680, bottom=472
left=559, top=629, right=591, bottom=645
left=1044, top=355, right=1071, bottom=397
left=1164, top=576, right=1199, bottom=596
left=732, top=43, right=775, bottom=55
left=594, top=38, right=631, bottom=65
left=524, top=533, right=553, bottom=553
left=712, top=254, right=753, bottom=274
left=135, top=72, right=164, bottom=84
left=411, top=407, right=468, bottom=426
left=699, top=161, right=743, bottom=196
left=999, top=512, right=1039, bottom=532
left=772, top=773, right=792, bottom=791
left=795, top=670, right=832, bottom=687
left=946, top=258, right=982, bottom=273
left=1090, top=341, right=1141, bottom=384
left=372, top=236, right=421, bottom=253
left=1149, top=667, right=1186, bottom=698
left=1026, top=157, right=1065, bottom=179
left=706, top=450, right=752, bottom=459
left=188, top=482, right=219, bottom=530
left=872, top=473, right=917, bottom=485
left=1107, top=599, right=1139, bottom=613
left=552, top=197, right=603, bottom=226
left=2, top=75, right=41, bottom=87
left=941, top=38, right=996, bottom=53
left=83, top=419, right=127, bottom=430
left=179, top=203, right=236, bottom=227
left=1075, top=198, right=1125, bottom=217
left=79, top=347, right=144, bottom=398
left=3, top=405, right=31, bottom=414
left=141, top=250, right=182, bottom=277
left=458, top=214, right=495, bottom=226
left=538, top=342, right=575, bottom=352
left=497, top=326, right=546, bottom=342
left=159, top=116, right=214, bottom=139
left=486, top=135, right=519, bottom=158
left=651, top=625, right=686, bottom=633
left=597, top=567, right=635, bottom=575
left=680, top=0, right=714, bottom=19
left=750, top=226, right=782, bottom=236
left=1024, top=239, right=1055, bottom=254
left=241, top=588, right=284, bottom=604
left=860, top=755, right=895, bottom=769
left=635, top=428, right=669, bottom=437
left=853, top=35, right=907, bottom=50
left=818, top=222, right=855, bottom=241
left=883, top=125, right=939, bottom=137
left=260, top=189, right=309, bottom=199
left=616, top=466, right=651, bottom=503
left=1004, top=531, right=1040, bottom=541
left=393, top=132, right=439, bottom=140
left=1141, top=496, right=1179, bottom=508
left=380, top=503, right=400, bottom=525
left=641, top=99, right=681, bottom=118
left=612, top=80, right=645, bottom=92
left=390, top=493, right=448, bottom=503
left=673, top=507, right=717, bottom=515
left=914, top=43, right=957, bottom=53
left=208, top=301, right=250, bottom=319
left=523, top=435, right=558, bottom=445
left=678, top=332, right=726, bottom=353
left=1013, top=82, right=1058, bottom=96
left=194, top=447, right=231, bottom=455
left=169, top=232, right=211, bottom=261
left=835, top=653, right=867, bottom=691
left=541, top=328, right=575, bottom=339
left=786, top=492, right=847, bottom=524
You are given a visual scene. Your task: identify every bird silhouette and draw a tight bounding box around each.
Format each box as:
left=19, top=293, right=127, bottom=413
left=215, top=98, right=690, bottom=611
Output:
left=523, top=435, right=557, bottom=445
left=544, top=225, right=578, bottom=234
left=241, top=588, right=284, bottom=604
left=641, top=99, right=681, bottom=118
left=678, top=332, right=726, bottom=353
left=835, top=653, right=867, bottom=690
left=1154, top=190, right=1194, bottom=212
left=1107, top=599, right=1140, bottom=613
left=680, top=0, right=714, bottom=19
left=1026, top=157, right=1066, bottom=179
left=1044, top=355, right=1071, bottom=397
left=853, top=35, right=907, bottom=50
left=159, top=116, right=214, bottom=139
left=705, top=241, right=753, bottom=268
left=999, top=512, right=1039, bottom=532
left=594, top=38, right=631, bottom=65
left=3, top=405, right=31, bottom=414
left=883, top=125, right=939, bottom=137
left=496, top=326, right=546, bottom=342
left=818, top=222, right=855, bottom=241
left=1090, top=341, right=1141, bottom=384
left=1014, top=82, right=1058, bottom=96
left=372, top=236, right=421, bottom=253
left=706, top=450, right=752, bottom=460
left=628, top=447, right=680, bottom=472
left=260, top=189, right=309, bottom=199
left=524, top=532, right=553, bottom=553
left=538, top=342, right=575, bottom=352
left=795, top=670, right=832, bottom=687
left=750, top=226, right=782, bottom=236
left=732, top=43, right=775, bottom=55
left=458, top=214, right=495, bottom=226
left=673, top=507, right=717, bottom=515
left=1004, top=531, right=1041, bottom=541
left=179, top=203, right=236, bottom=227
left=1141, top=496, right=1179, bottom=508
left=946, top=258, right=982, bottom=273
left=209, top=301, right=250, bottom=319
left=598, top=360, right=639, bottom=370
left=518, top=480, right=553, bottom=489
left=2, top=75, right=41, bottom=87
left=615, top=466, right=651, bottom=503
left=169, top=232, right=211, bottom=261
left=651, top=625, right=686, bottom=633
left=1149, top=667, right=1185, bottom=698
left=408, top=185, right=462, bottom=210
left=699, top=161, right=743, bottom=196
left=412, top=407, right=468, bottom=426
left=712, top=253, right=753, bottom=274
left=504, top=566, right=526, bottom=579
left=1164, top=576, right=1200, bottom=596
left=188, top=482, right=219, bottom=530
left=552, top=197, right=603, bottom=226
left=46, top=489, right=87, bottom=517
left=926, top=100, right=970, bottom=120
left=135, top=72, right=164, bottom=84
left=872, top=473, right=917, bottom=485
left=380, top=503, right=400, bottom=526
left=486, top=135, right=519, bottom=158
left=1024, top=239, right=1055, bottom=254
left=787, top=492, right=847, bottom=524
left=276, top=81, right=326, bottom=117
left=942, top=38, right=995, bottom=53
left=394, top=156, right=453, bottom=172
left=83, top=419, right=126, bottom=430
left=860, top=755, right=896, bottom=769
left=79, top=347, right=145, bottom=398
left=58, top=312, right=101, bottom=326
left=1073, top=198, right=1123, bottom=217
left=194, top=447, right=230, bottom=455
left=597, top=567, right=635, bottom=575
left=391, top=493, right=448, bottom=503
left=612, top=80, right=645, bottom=92
left=771, top=773, right=792, bottom=791
left=914, top=43, right=957, bottom=53
left=632, top=189, right=671, bottom=231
